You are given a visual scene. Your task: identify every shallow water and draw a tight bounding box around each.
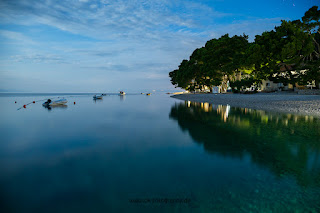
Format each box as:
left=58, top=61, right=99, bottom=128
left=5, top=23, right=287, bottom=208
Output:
left=0, top=93, right=319, bottom=212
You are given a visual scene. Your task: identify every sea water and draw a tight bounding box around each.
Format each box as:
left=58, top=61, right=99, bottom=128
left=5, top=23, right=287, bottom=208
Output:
left=0, top=93, right=319, bottom=212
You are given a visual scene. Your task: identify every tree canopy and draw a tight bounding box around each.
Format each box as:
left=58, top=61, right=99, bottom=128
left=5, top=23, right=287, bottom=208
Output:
left=169, top=6, right=320, bottom=91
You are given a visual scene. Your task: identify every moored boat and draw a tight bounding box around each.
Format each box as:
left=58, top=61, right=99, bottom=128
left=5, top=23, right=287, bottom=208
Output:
left=93, top=94, right=103, bottom=99
left=42, top=98, right=67, bottom=106
left=119, top=91, right=126, bottom=95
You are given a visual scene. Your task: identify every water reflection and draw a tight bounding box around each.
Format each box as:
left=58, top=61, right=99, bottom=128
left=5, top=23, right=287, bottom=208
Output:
left=43, top=104, right=68, bottom=111
left=93, top=99, right=103, bottom=103
left=120, top=95, right=126, bottom=101
left=170, top=101, right=320, bottom=187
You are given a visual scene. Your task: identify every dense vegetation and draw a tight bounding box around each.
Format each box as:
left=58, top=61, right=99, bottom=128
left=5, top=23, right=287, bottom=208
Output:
left=169, top=6, right=320, bottom=91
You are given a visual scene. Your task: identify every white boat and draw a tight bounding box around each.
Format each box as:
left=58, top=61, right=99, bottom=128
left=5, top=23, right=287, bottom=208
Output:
left=42, top=98, right=67, bottom=106
left=93, top=94, right=103, bottom=99
left=119, top=91, right=126, bottom=95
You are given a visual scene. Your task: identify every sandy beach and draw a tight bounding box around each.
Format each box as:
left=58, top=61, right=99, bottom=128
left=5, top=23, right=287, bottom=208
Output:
left=172, top=92, right=320, bottom=117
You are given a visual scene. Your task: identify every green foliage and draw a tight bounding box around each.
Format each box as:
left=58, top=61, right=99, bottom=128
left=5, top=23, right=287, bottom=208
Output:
left=230, top=77, right=258, bottom=92
left=302, top=6, right=320, bottom=33
left=169, top=6, right=320, bottom=90
left=169, top=34, right=250, bottom=91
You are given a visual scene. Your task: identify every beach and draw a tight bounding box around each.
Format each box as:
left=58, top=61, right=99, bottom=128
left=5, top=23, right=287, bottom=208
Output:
left=171, top=92, right=320, bottom=117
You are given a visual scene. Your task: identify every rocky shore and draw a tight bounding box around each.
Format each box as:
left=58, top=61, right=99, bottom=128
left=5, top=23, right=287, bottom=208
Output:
left=171, top=92, right=320, bottom=117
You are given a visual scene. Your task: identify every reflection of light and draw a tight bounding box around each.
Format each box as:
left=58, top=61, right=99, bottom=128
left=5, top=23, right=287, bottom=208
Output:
left=187, top=101, right=191, bottom=108
left=204, top=102, right=209, bottom=112
left=261, top=115, right=268, bottom=123
left=223, top=105, right=230, bottom=122
left=215, top=105, right=231, bottom=122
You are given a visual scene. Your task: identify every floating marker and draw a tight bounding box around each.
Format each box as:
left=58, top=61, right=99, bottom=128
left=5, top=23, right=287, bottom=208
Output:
left=74, top=102, right=76, bottom=104
left=33, top=101, right=35, bottom=103
left=23, top=105, right=26, bottom=108
left=15, top=101, right=17, bottom=103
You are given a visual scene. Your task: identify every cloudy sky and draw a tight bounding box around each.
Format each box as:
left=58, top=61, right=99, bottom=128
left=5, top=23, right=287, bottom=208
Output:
left=0, top=0, right=318, bottom=93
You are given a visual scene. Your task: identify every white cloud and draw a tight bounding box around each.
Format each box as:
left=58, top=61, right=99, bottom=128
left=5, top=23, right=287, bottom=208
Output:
left=10, top=54, right=65, bottom=63
left=0, top=30, right=34, bottom=43
left=90, top=4, right=97, bottom=9
left=0, top=0, right=290, bottom=92
left=0, top=0, right=227, bottom=41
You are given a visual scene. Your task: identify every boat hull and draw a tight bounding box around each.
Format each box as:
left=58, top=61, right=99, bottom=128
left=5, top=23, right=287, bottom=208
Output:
left=42, top=99, right=68, bottom=106
left=93, top=95, right=103, bottom=99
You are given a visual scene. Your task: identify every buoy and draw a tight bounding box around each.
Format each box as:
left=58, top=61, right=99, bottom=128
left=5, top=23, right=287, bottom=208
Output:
left=23, top=105, right=26, bottom=108
left=15, top=101, right=17, bottom=103
left=33, top=101, right=35, bottom=103
left=74, top=102, right=76, bottom=104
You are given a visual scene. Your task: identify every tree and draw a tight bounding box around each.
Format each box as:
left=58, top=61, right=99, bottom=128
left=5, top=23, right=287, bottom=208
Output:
left=301, top=6, right=320, bottom=88
left=169, top=60, right=193, bottom=90
left=203, top=34, right=250, bottom=80
left=247, top=17, right=315, bottom=88
left=169, top=34, right=250, bottom=91
left=169, top=6, right=320, bottom=91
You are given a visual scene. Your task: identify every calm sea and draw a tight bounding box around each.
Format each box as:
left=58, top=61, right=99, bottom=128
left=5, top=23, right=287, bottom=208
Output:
left=0, top=93, right=319, bottom=212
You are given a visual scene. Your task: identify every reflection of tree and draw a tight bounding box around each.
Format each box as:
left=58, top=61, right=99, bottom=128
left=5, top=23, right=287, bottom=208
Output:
left=169, top=101, right=320, bottom=187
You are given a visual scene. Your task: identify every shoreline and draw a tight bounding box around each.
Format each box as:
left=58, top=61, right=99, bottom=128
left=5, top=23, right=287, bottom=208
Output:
left=171, top=93, right=320, bottom=118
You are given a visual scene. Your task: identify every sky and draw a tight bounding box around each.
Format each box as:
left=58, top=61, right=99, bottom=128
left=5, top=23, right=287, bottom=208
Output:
left=0, top=0, right=319, bottom=93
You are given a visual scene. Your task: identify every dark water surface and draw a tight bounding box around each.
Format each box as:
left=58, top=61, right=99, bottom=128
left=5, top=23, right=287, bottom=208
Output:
left=0, top=93, right=319, bottom=212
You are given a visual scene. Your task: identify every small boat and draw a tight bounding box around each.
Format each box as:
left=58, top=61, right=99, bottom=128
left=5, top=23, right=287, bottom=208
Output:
left=42, top=98, right=67, bottom=106
left=119, top=91, right=126, bottom=95
left=146, top=93, right=151, bottom=96
left=93, top=94, right=103, bottom=99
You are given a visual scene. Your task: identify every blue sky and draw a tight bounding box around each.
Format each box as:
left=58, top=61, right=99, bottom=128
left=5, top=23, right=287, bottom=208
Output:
left=0, top=0, right=319, bottom=93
